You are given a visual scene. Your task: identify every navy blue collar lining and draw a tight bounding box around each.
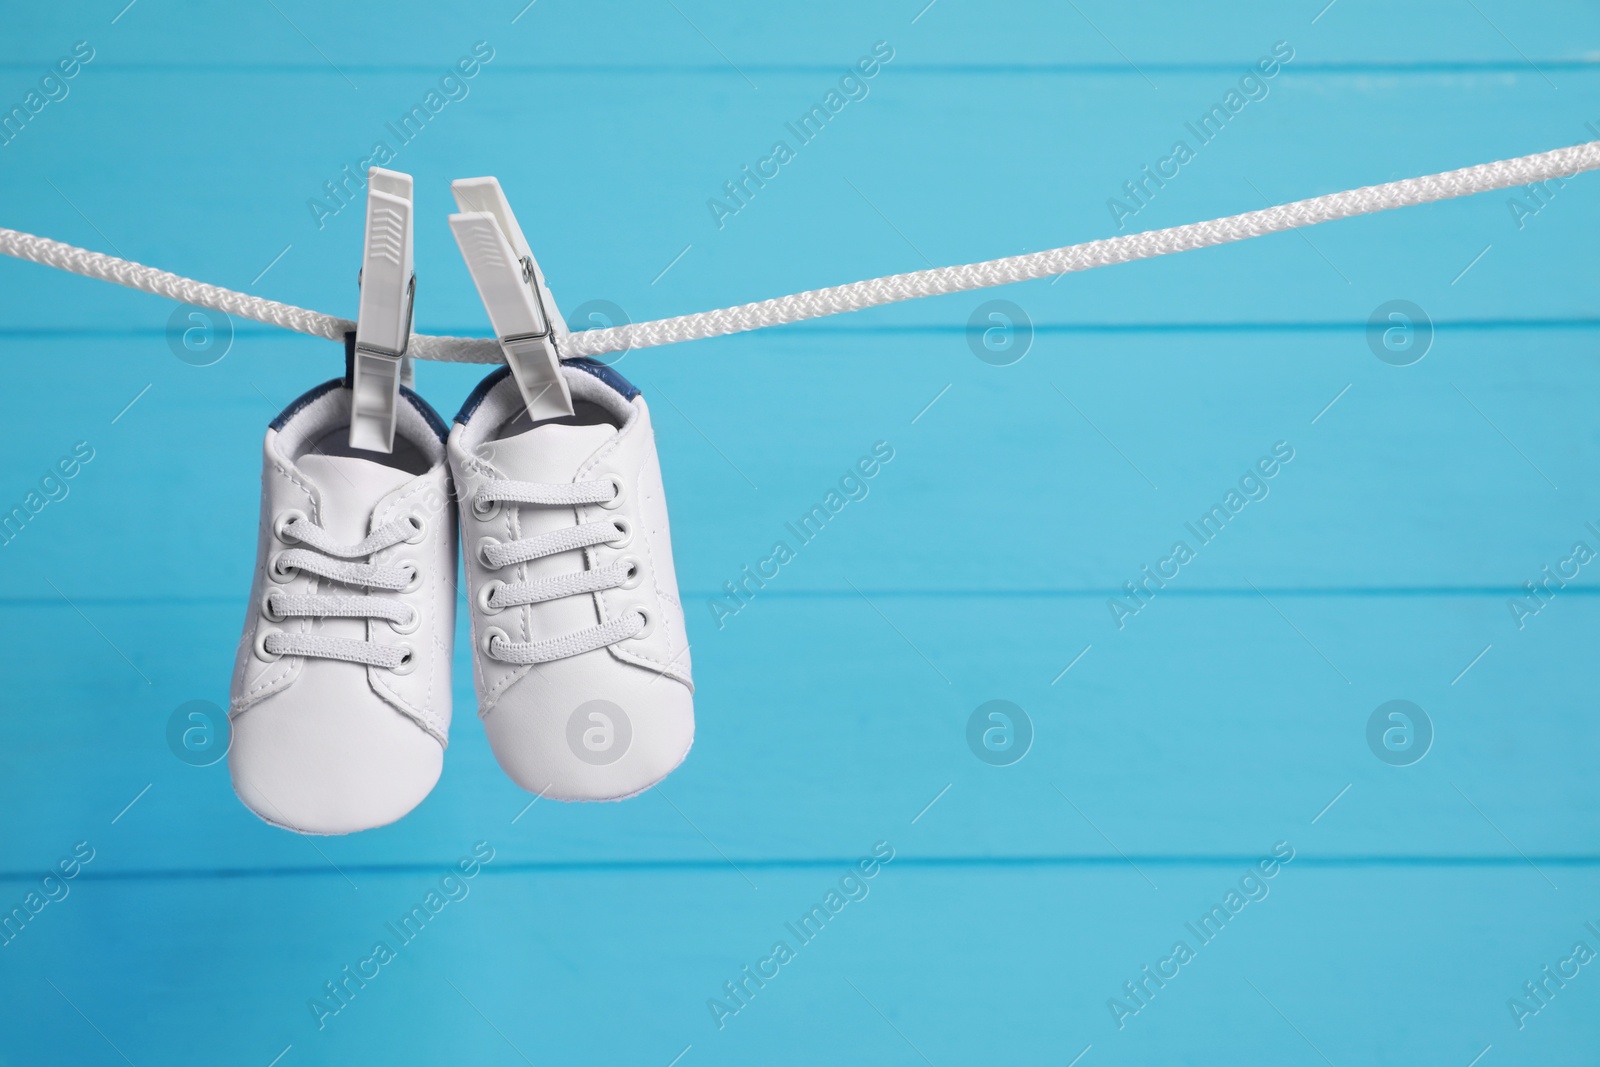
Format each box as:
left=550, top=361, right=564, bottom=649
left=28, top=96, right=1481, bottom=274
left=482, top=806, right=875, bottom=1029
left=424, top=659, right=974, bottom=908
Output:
left=268, top=376, right=449, bottom=444
left=453, top=358, right=640, bottom=426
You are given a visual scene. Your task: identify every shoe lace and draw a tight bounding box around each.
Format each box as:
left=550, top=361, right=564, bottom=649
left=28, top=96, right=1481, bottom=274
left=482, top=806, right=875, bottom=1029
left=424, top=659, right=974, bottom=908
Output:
left=473, top=478, right=645, bottom=665
left=261, top=513, right=422, bottom=670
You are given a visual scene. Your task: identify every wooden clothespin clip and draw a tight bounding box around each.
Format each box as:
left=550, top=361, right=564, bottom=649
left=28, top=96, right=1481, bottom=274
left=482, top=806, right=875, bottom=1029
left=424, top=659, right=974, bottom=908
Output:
left=348, top=167, right=416, bottom=453
left=448, top=177, right=574, bottom=421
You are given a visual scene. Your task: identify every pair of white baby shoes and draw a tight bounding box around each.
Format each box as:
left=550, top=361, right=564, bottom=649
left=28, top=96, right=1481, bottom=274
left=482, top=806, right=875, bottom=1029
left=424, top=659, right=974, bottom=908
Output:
left=225, top=173, right=693, bottom=835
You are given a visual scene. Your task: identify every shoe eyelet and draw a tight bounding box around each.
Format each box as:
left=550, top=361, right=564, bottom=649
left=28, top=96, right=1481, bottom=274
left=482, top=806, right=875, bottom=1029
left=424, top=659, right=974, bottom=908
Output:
left=477, top=536, right=501, bottom=568
left=273, top=510, right=307, bottom=543
left=630, top=607, right=655, bottom=640
left=397, top=561, right=422, bottom=593
left=389, top=645, right=417, bottom=675
left=254, top=629, right=283, bottom=662
left=390, top=607, right=421, bottom=635
left=402, top=513, right=427, bottom=544
left=471, top=493, right=501, bottom=521
left=260, top=591, right=285, bottom=623
left=480, top=626, right=508, bottom=658
left=599, top=475, right=625, bottom=510
left=606, top=517, right=633, bottom=549
left=268, top=551, right=298, bottom=583
left=477, top=579, right=505, bottom=616
left=618, top=556, right=643, bottom=590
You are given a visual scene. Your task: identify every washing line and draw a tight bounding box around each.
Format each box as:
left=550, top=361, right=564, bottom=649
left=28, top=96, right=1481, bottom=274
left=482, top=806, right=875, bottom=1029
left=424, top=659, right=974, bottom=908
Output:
left=2, top=139, right=1596, bottom=361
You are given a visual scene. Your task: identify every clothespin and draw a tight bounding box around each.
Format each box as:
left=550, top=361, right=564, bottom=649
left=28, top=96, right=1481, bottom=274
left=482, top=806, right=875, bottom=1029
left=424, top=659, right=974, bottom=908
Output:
left=348, top=167, right=416, bottom=453
left=448, top=177, right=574, bottom=421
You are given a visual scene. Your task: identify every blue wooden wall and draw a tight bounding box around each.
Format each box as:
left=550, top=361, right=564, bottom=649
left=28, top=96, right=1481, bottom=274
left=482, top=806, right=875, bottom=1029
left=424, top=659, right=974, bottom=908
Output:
left=2, top=2, right=1598, bottom=1064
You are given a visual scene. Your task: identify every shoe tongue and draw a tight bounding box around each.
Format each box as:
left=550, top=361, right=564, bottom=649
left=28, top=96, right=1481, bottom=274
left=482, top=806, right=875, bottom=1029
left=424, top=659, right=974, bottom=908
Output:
left=298, top=454, right=415, bottom=542
left=484, top=421, right=616, bottom=482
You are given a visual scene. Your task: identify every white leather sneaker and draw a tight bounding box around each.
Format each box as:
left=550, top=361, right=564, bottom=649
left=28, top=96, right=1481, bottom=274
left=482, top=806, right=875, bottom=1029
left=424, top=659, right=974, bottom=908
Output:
left=229, top=378, right=457, bottom=834
left=450, top=360, right=694, bottom=801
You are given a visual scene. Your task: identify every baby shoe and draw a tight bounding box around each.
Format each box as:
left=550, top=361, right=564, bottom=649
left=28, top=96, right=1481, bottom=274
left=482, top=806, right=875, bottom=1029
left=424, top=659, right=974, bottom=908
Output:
left=229, top=378, right=456, bottom=834
left=449, top=360, right=693, bottom=801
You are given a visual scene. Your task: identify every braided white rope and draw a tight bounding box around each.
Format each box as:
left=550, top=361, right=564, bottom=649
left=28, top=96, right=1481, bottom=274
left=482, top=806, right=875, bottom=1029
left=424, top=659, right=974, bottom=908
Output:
left=0, top=229, right=355, bottom=342
left=4, top=139, right=1598, bottom=362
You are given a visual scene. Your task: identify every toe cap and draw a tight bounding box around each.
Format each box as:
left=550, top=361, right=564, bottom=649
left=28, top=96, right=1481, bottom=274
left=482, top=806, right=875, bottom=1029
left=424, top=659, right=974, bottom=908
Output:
left=229, top=660, right=443, bottom=835
left=483, top=650, right=694, bottom=801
